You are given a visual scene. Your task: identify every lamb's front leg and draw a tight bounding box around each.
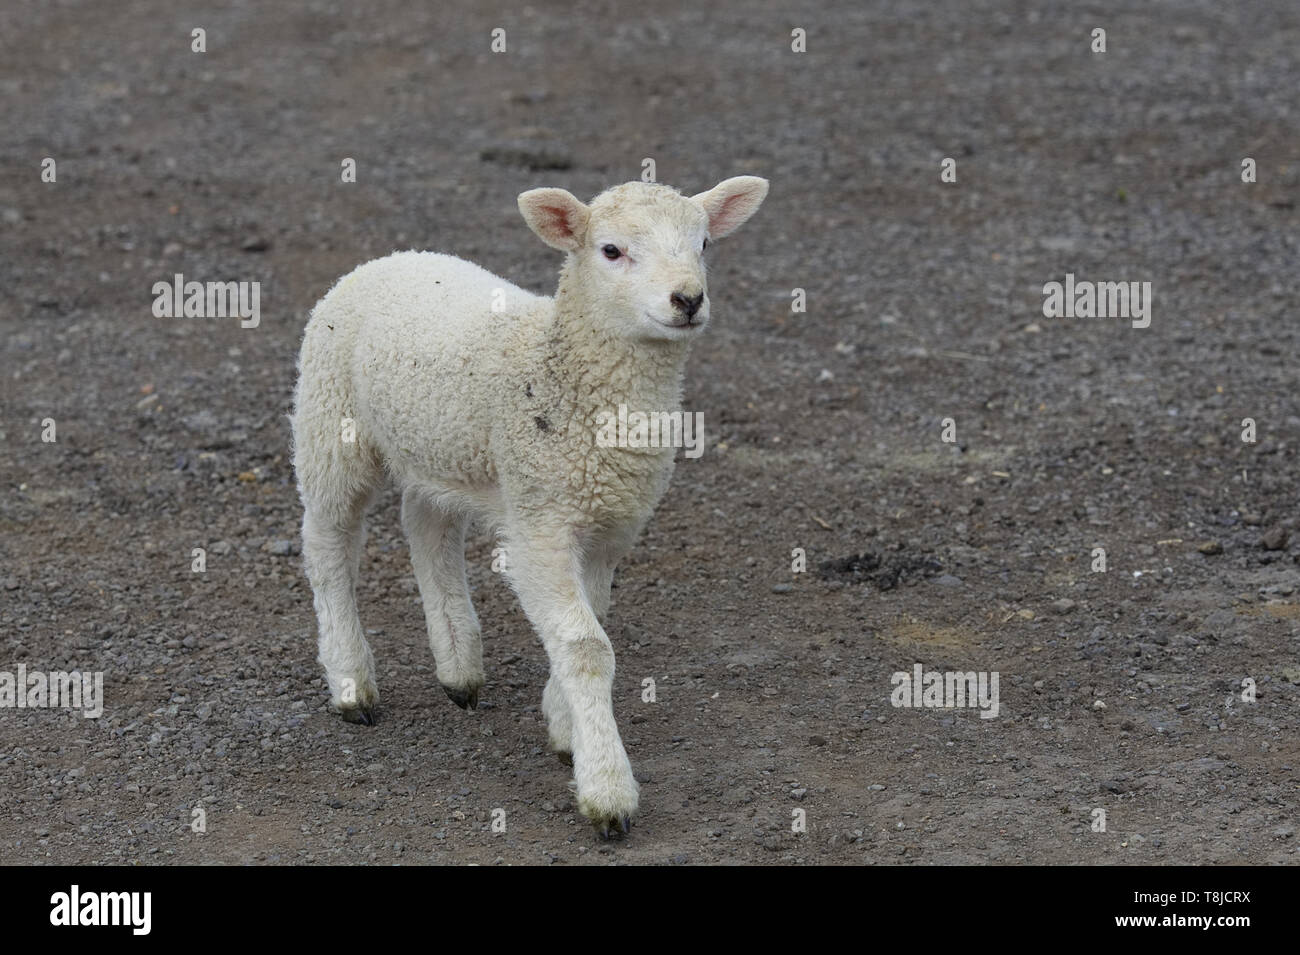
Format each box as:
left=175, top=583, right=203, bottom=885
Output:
left=509, top=537, right=638, bottom=836
left=542, top=539, right=627, bottom=764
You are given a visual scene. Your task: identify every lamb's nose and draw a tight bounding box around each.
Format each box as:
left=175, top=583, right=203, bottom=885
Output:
left=670, top=290, right=704, bottom=319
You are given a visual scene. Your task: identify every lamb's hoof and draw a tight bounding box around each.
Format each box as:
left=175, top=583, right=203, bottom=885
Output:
left=340, top=704, right=377, bottom=726
left=554, top=750, right=573, bottom=768
left=442, top=685, right=479, bottom=710
left=593, top=815, right=633, bottom=841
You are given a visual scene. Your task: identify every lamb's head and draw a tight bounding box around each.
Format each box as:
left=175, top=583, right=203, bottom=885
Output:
left=519, top=176, right=768, bottom=342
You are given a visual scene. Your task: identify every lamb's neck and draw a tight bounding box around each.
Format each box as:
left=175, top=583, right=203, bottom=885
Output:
left=547, top=281, right=691, bottom=412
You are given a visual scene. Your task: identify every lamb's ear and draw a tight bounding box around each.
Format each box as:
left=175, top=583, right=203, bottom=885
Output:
left=518, top=188, right=590, bottom=252
left=691, top=176, right=769, bottom=238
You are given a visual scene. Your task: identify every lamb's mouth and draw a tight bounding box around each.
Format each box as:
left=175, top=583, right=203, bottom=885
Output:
left=651, top=313, right=706, bottom=331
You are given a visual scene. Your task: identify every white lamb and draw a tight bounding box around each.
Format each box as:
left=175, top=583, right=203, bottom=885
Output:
left=291, top=175, right=768, bottom=835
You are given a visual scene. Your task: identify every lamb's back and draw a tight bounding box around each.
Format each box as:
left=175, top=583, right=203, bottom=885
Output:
left=324, top=251, right=550, bottom=490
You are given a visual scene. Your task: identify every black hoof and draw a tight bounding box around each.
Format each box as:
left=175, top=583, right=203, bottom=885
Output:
left=340, top=705, right=376, bottom=726
left=554, top=750, right=574, bottom=767
left=593, top=815, right=632, bottom=840
left=442, top=685, right=479, bottom=710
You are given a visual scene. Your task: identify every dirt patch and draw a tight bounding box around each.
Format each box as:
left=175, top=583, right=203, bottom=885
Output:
left=819, top=551, right=945, bottom=591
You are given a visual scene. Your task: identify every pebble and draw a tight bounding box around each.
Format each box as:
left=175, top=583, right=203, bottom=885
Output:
left=1261, top=527, right=1289, bottom=551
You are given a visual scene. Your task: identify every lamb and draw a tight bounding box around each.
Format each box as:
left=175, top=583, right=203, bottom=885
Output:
left=290, top=175, right=768, bottom=836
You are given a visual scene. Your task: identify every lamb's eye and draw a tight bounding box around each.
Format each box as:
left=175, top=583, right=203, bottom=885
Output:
left=702, top=238, right=709, bottom=251
left=602, top=244, right=621, bottom=260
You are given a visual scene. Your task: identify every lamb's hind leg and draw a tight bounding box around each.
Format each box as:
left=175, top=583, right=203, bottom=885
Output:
left=302, top=492, right=380, bottom=724
left=401, top=487, right=485, bottom=709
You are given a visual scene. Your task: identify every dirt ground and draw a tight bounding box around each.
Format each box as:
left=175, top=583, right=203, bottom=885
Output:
left=2, top=0, right=1298, bottom=865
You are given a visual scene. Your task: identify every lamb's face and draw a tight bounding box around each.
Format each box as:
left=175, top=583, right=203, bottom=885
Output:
left=584, top=187, right=712, bottom=342
left=518, top=177, right=769, bottom=343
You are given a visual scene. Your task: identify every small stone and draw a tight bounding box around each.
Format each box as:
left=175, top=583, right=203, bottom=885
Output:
left=771, top=583, right=793, bottom=593
left=1051, top=598, right=1076, bottom=614
left=808, top=735, right=827, bottom=746
left=241, top=236, right=270, bottom=252
left=1198, top=540, right=1223, bottom=555
left=269, top=540, right=296, bottom=556
left=934, top=574, right=963, bottom=588
left=2, top=577, right=18, bottom=591
left=791, top=788, right=807, bottom=800
left=1261, top=527, right=1289, bottom=551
